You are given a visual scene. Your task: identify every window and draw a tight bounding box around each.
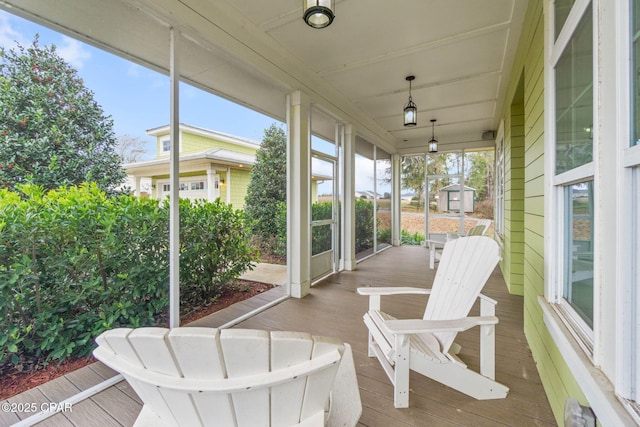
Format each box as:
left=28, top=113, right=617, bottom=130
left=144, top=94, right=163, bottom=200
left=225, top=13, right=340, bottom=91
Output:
left=553, top=3, right=594, bottom=337
left=626, top=0, right=640, bottom=405
left=179, top=183, right=188, bottom=191
left=191, top=181, right=204, bottom=190
left=563, top=181, right=594, bottom=329
left=162, top=184, right=170, bottom=192
left=555, top=5, right=593, bottom=175
left=633, top=0, right=640, bottom=147
left=555, top=0, right=577, bottom=40
left=161, top=138, right=171, bottom=153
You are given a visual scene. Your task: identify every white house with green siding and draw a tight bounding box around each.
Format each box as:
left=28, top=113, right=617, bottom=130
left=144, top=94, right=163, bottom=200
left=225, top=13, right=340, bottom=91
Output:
left=124, top=124, right=257, bottom=208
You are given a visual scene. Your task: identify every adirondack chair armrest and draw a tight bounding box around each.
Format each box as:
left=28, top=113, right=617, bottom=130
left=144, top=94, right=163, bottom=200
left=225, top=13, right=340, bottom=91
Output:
left=478, top=293, right=497, bottom=305
left=358, top=287, right=431, bottom=311
left=93, top=346, right=343, bottom=394
left=357, top=287, right=431, bottom=296
left=382, top=316, right=499, bottom=335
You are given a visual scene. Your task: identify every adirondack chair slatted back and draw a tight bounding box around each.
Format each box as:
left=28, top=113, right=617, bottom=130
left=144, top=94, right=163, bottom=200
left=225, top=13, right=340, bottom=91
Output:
left=94, top=327, right=345, bottom=427
left=466, top=225, right=486, bottom=236
left=422, top=236, right=500, bottom=353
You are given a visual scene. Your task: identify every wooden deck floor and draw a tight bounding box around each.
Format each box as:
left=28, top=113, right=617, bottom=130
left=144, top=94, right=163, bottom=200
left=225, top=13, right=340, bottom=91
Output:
left=2, top=245, right=557, bottom=427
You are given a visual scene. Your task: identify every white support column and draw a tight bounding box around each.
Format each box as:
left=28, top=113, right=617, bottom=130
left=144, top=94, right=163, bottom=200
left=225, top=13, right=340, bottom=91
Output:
left=134, top=176, right=142, bottom=197
left=206, top=165, right=216, bottom=202
left=286, top=91, right=311, bottom=298
left=168, top=28, right=180, bottom=328
left=342, top=124, right=357, bottom=270
left=391, top=154, right=402, bottom=246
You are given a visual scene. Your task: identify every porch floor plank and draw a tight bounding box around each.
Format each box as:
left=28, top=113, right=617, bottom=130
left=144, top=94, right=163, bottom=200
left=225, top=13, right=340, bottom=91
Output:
left=1, top=246, right=557, bottom=427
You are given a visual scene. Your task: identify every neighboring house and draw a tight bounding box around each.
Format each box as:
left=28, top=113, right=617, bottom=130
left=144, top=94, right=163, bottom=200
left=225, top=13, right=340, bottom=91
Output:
left=125, top=124, right=324, bottom=208
left=400, top=192, right=416, bottom=202
left=436, top=184, right=475, bottom=213
left=124, top=124, right=258, bottom=208
left=355, top=190, right=381, bottom=199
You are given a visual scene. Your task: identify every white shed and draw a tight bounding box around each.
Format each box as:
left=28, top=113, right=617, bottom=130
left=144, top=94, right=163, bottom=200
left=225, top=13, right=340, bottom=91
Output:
left=437, top=184, right=476, bottom=213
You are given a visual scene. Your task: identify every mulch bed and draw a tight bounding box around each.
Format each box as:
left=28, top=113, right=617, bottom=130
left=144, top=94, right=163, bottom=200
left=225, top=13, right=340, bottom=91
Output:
left=0, top=280, right=273, bottom=401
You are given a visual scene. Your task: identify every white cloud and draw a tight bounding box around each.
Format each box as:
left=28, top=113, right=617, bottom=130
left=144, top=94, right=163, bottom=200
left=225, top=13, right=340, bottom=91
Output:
left=0, top=11, right=27, bottom=50
left=56, top=36, right=91, bottom=69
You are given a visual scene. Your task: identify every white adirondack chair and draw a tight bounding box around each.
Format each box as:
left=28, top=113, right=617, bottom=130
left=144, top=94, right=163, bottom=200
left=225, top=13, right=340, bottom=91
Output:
left=357, top=236, right=509, bottom=408
left=93, top=327, right=362, bottom=426
left=427, top=219, right=492, bottom=269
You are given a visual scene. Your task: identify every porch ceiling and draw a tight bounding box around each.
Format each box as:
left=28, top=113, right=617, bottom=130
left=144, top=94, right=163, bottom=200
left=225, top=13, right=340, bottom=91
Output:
left=0, top=0, right=527, bottom=155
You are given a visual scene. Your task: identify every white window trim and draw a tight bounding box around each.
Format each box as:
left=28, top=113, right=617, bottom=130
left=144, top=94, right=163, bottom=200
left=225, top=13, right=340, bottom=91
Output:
left=545, top=0, right=597, bottom=342
left=159, top=134, right=182, bottom=155
left=618, top=0, right=640, bottom=411
left=543, top=0, right=640, bottom=423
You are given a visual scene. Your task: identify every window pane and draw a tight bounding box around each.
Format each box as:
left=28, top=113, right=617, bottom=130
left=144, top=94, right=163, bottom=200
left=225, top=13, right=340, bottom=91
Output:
left=311, top=157, right=334, bottom=221
left=555, top=5, right=593, bottom=174
left=563, top=181, right=594, bottom=328
left=375, top=153, right=392, bottom=249
left=355, top=147, right=375, bottom=256
left=632, top=0, right=640, bottom=146
left=311, top=224, right=332, bottom=256
left=555, top=0, right=576, bottom=40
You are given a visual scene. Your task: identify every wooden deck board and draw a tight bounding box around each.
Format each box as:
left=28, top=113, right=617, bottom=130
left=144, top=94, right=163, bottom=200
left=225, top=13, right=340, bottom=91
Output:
left=1, top=246, right=556, bottom=427
left=43, top=399, right=120, bottom=427
left=89, top=386, right=141, bottom=426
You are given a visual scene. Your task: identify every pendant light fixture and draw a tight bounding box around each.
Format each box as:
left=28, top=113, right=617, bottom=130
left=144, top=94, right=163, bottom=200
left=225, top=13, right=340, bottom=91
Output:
left=403, top=75, right=417, bottom=127
left=303, top=0, right=335, bottom=29
left=428, top=119, right=438, bottom=153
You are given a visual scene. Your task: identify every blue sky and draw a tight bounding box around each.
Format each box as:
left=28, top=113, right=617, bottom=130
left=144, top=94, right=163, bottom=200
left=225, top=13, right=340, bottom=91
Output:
left=0, top=10, right=280, bottom=159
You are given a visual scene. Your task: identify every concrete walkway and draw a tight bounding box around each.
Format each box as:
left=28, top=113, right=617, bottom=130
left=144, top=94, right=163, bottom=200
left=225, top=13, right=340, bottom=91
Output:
left=239, top=262, right=286, bottom=286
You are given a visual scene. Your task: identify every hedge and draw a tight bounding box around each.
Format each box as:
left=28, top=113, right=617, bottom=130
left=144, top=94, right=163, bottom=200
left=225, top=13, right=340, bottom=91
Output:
left=0, top=184, right=257, bottom=369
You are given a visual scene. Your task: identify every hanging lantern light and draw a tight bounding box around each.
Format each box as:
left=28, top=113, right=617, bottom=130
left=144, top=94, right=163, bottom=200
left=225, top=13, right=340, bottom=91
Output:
left=404, top=76, right=417, bottom=127
left=303, top=0, right=335, bottom=29
left=428, top=119, right=438, bottom=153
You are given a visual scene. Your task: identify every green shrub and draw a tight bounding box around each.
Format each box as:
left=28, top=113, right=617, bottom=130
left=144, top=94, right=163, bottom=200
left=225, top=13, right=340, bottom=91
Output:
left=400, top=229, right=424, bottom=245
left=179, top=198, right=257, bottom=307
left=355, top=199, right=374, bottom=252
left=377, top=228, right=391, bottom=244
left=0, top=184, right=257, bottom=369
left=258, top=198, right=378, bottom=258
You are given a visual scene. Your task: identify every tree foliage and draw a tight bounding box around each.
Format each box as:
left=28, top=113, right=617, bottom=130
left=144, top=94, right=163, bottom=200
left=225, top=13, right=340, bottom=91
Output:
left=0, top=36, right=126, bottom=193
left=244, top=124, right=287, bottom=239
left=465, top=150, right=494, bottom=201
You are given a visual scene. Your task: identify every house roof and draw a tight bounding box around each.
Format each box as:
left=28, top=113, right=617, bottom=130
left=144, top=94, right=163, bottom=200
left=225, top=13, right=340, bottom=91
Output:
left=0, top=0, right=527, bottom=155
left=439, top=184, right=476, bottom=192
left=124, top=148, right=256, bottom=175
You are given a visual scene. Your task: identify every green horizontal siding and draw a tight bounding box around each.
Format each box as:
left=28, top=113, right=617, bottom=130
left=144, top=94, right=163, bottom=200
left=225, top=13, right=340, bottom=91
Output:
left=229, top=169, right=251, bottom=209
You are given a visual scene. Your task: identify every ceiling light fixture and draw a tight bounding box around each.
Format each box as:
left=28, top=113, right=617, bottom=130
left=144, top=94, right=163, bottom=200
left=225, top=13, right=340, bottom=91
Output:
left=404, top=75, right=417, bottom=127
left=428, top=119, right=438, bottom=153
left=303, top=0, right=335, bottom=29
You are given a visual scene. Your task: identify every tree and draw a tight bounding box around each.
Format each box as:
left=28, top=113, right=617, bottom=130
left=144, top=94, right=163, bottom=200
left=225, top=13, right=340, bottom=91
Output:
left=0, top=36, right=126, bottom=193
left=465, top=150, right=494, bottom=201
left=401, top=155, right=426, bottom=205
left=116, top=134, right=148, bottom=164
left=244, top=124, right=287, bottom=239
